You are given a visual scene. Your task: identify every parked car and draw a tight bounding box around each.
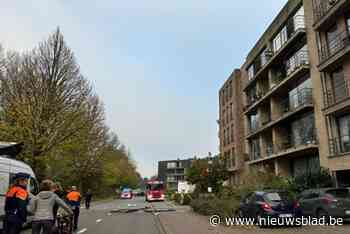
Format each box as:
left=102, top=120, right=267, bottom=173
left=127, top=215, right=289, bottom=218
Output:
left=0, top=142, right=39, bottom=230
left=120, top=188, right=133, bottom=199
left=298, top=188, right=350, bottom=219
left=238, top=190, right=302, bottom=227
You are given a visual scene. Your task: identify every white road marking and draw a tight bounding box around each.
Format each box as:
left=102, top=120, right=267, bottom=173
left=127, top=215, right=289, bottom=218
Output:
left=77, top=228, right=88, bottom=234
left=96, top=219, right=103, bottom=223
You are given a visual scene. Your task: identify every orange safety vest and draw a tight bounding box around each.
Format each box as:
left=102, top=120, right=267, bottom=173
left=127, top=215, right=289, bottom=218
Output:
left=6, top=186, right=28, bottom=200
left=67, top=191, right=81, bottom=202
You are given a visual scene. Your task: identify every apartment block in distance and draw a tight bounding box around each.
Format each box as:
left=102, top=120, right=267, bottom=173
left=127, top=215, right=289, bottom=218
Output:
left=158, top=158, right=193, bottom=190
left=218, top=69, right=245, bottom=185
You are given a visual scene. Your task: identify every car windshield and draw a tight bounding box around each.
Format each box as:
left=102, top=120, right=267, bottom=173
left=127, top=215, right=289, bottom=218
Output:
left=147, top=184, right=164, bottom=191
left=122, top=189, right=131, bottom=193
left=264, top=192, right=290, bottom=202
left=326, top=189, right=350, bottom=198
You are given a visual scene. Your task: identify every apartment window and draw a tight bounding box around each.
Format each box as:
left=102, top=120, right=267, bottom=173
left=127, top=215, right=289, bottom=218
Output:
left=248, top=65, right=255, bottom=80
left=231, top=148, right=236, bottom=167
left=227, top=126, right=231, bottom=144
left=293, top=6, right=305, bottom=31
left=226, top=106, right=229, bottom=124
left=250, top=138, right=261, bottom=160
left=230, top=103, right=233, bottom=120
left=167, top=176, right=176, bottom=182
left=291, top=113, right=316, bottom=146
left=327, top=24, right=339, bottom=55
left=249, top=112, right=260, bottom=133
left=231, top=124, right=234, bottom=143
left=330, top=67, right=347, bottom=104
left=260, top=48, right=269, bottom=67
left=273, top=26, right=288, bottom=52
left=247, top=85, right=258, bottom=105
left=222, top=109, right=226, bottom=126
left=337, top=114, right=350, bottom=153
left=229, top=81, right=233, bottom=98
left=167, top=162, right=177, bottom=169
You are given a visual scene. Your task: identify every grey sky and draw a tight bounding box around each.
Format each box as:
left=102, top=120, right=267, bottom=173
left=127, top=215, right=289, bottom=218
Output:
left=0, top=0, right=286, bottom=177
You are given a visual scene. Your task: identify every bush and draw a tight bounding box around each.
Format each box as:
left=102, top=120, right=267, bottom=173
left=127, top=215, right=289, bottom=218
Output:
left=173, top=193, right=193, bottom=205
left=190, top=196, right=239, bottom=217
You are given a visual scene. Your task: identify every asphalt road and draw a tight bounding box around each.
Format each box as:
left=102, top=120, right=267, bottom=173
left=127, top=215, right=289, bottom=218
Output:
left=22, top=196, right=172, bottom=234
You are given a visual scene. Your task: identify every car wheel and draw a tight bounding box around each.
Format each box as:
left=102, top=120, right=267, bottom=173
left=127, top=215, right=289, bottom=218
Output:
left=317, top=209, right=330, bottom=223
left=256, top=212, right=265, bottom=228
left=236, top=209, right=244, bottom=218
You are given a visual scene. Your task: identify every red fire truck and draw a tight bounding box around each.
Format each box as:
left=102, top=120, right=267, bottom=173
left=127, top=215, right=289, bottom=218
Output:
left=145, top=180, right=165, bottom=202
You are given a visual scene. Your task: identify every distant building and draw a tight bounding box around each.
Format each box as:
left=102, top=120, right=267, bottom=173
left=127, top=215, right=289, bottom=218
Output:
left=158, top=158, right=193, bottom=191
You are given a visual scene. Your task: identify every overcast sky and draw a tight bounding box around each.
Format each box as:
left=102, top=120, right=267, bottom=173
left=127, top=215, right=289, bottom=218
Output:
left=1, top=0, right=286, bottom=177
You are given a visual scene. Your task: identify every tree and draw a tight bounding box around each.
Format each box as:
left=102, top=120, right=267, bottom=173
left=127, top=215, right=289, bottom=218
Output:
left=186, top=156, right=229, bottom=194
left=0, top=28, right=92, bottom=178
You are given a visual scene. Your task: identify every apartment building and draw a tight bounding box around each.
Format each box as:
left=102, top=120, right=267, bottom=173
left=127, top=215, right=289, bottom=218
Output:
left=218, top=70, right=245, bottom=185
left=216, top=0, right=350, bottom=187
left=241, top=0, right=321, bottom=179
left=158, top=158, right=193, bottom=190
left=312, top=0, right=350, bottom=187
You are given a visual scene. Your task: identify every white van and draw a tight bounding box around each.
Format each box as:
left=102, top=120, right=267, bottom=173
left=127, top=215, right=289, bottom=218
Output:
left=0, top=143, right=39, bottom=229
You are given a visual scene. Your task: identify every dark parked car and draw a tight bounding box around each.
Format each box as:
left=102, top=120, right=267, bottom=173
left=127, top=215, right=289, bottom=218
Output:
left=238, top=190, right=302, bottom=227
left=298, top=188, right=350, bottom=219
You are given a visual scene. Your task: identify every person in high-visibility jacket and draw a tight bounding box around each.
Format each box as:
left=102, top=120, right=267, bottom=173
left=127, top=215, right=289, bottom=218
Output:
left=66, top=186, right=81, bottom=230
left=3, top=172, right=30, bottom=234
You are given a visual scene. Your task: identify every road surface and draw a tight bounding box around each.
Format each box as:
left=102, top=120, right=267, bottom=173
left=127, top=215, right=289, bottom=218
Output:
left=22, top=196, right=173, bottom=234
left=21, top=197, right=350, bottom=234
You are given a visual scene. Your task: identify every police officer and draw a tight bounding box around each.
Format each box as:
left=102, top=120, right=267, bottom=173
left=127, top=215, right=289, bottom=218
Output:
left=3, top=172, right=30, bottom=234
left=66, top=186, right=81, bottom=231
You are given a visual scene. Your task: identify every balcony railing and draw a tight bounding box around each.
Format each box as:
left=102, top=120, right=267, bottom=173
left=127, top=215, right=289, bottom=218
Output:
left=250, top=150, right=261, bottom=161
left=324, top=80, right=350, bottom=108
left=329, top=135, right=350, bottom=156
left=286, top=49, right=309, bottom=76
left=281, top=88, right=313, bottom=115
left=313, top=0, right=340, bottom=24
left=319, top=30, right=350, bottom=64
left=266, top=144, right=274, bottom=157
left=275, top=132, right=318, bottom=154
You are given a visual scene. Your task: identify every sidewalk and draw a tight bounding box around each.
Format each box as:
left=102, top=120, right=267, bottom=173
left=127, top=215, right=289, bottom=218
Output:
left=158, top=208, right=350, bottom=234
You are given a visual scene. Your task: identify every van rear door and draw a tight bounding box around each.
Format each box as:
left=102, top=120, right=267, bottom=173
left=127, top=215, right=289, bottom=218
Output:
left=0, top=158, right=10, bottom=224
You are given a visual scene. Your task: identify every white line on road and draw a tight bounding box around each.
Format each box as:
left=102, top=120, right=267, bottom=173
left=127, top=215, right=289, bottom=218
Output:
left=77, top=228, right=88, bottom=234
left=96, top=219, right=103, bottom=223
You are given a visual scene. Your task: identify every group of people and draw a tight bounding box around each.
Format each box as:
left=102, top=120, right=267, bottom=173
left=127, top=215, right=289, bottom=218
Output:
left=3, top=172, right=93, bottom=234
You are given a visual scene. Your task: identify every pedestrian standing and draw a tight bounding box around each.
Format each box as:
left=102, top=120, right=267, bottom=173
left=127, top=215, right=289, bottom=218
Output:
left=3, top=172, right=30, bottom=234
left=66, top=186, right=81, bottom=231
left=29, top=180, right=73, bottom=234
left=84, top=189, right=93, bottom=210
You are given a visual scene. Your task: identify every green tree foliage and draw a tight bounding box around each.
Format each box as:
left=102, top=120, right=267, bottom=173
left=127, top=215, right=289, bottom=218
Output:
left=186, top=156, right=229, bottom=194
left=0, top=28, right=140, bottom=196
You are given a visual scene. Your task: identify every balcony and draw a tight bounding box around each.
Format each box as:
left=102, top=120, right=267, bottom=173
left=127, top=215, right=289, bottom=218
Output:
left=244, top=53, right=309, bottom=115
left=244, top=29, right=306, bottom=91
left=329, top=135, right=350, bottom=156
left=319, top=30, right=350, bottom=72
left=323, top=80, right=350, bottom=113
left=313, top=0, right=350, bottom=30
left=246, top=88, right=314, bottom=139
left=248, top=133, right=318, bottom=165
